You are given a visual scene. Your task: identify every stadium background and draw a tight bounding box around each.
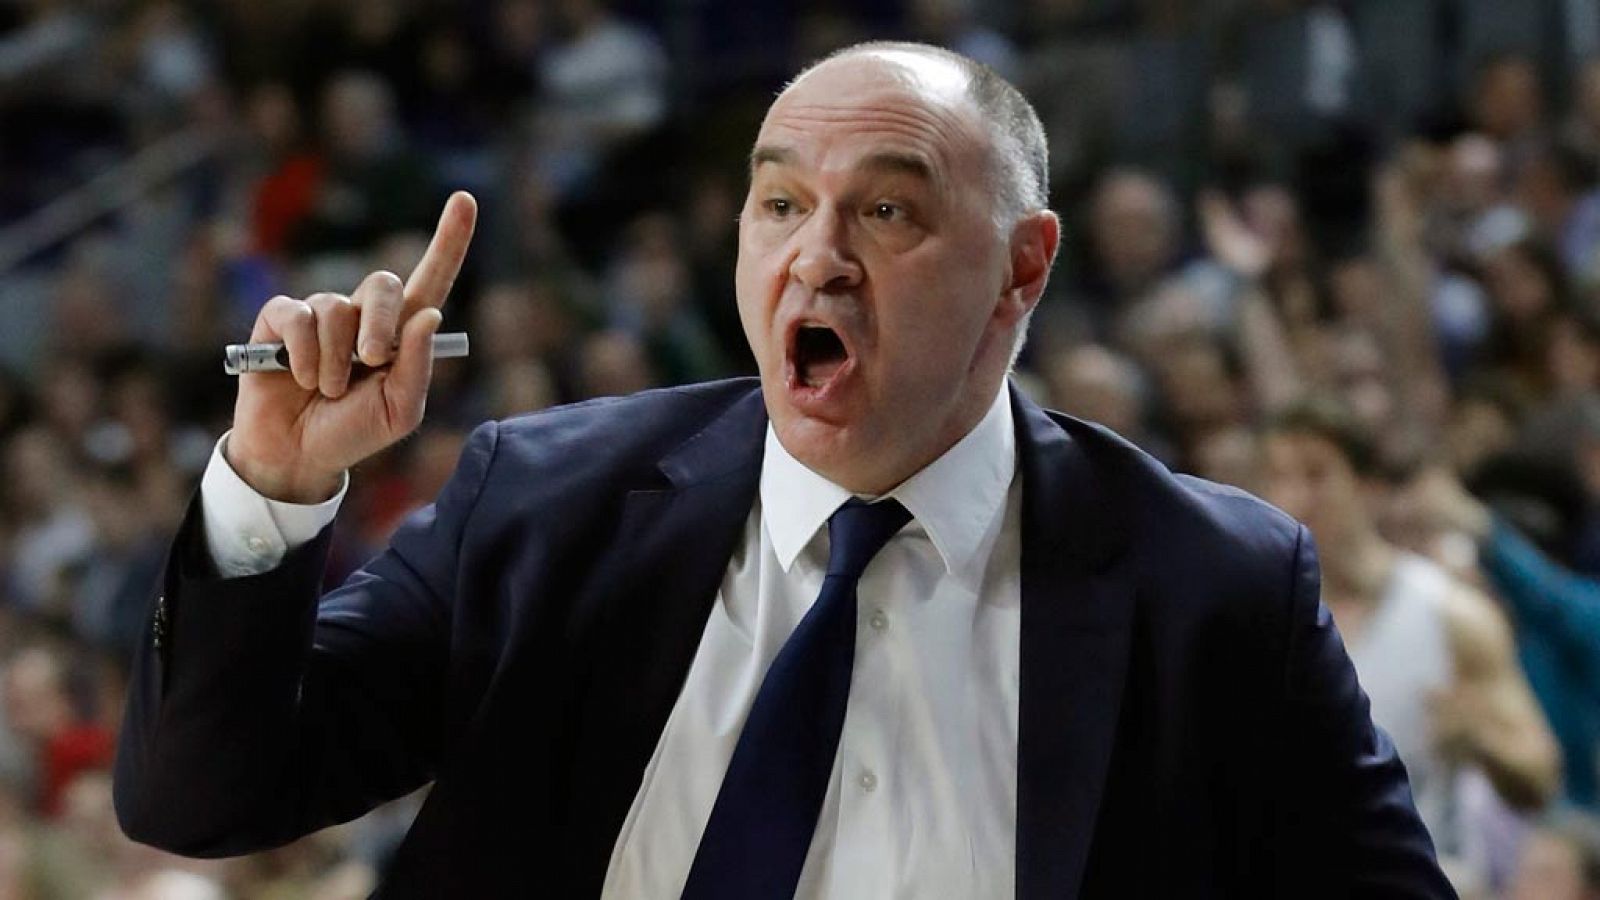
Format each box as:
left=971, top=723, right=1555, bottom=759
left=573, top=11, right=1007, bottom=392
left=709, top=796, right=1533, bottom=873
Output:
left=4, top=0, right=1600, bottom=897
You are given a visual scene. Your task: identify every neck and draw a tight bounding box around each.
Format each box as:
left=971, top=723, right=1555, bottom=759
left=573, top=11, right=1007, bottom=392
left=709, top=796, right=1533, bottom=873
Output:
left=842, top=375, right=1005, bottom=496
left=1321, top=527, right=1396, bottom=605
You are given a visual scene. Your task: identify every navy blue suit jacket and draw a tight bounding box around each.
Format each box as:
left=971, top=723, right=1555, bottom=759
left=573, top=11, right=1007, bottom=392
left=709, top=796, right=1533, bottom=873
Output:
left=114, top=379, right=1454, bottom=898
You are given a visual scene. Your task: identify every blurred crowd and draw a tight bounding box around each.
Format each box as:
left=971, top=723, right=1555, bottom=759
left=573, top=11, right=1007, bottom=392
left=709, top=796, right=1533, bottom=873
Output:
left=4, top=0, right=1600, bottom=897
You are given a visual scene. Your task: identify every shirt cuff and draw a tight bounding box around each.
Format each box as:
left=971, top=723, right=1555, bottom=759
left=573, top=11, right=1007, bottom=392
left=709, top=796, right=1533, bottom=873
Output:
left=199, top=432, right=348, bottom=578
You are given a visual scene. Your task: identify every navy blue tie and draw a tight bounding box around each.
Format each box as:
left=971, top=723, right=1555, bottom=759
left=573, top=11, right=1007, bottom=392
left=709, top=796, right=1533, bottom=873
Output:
left=681, top=497, right=913, bottom=899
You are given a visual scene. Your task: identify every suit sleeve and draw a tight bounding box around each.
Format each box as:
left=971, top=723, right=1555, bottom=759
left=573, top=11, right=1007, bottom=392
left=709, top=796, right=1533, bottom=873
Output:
left=1273, top=525, right=1457, bottom=898
left=114, top=420, right=500, bottom=858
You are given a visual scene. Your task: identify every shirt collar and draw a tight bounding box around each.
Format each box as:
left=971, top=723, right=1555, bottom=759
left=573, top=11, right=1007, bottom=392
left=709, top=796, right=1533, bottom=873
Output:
left=760, top=383, right=1016, bottom=583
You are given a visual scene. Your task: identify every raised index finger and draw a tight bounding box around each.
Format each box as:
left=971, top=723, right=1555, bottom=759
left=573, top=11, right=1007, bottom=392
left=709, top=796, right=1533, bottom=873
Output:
left=404, top=191, right=478, bottom=313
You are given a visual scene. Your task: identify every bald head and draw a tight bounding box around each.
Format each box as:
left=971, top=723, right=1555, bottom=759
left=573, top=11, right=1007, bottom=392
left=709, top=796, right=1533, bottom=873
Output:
left=783, top=41, right=1049, bottom=226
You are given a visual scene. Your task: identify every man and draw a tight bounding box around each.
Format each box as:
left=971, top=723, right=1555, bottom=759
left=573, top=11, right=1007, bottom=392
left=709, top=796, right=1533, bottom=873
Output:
left=4, top=644, right=115, bottom=819
left=114, top=43, right=1452, bottom=897
left=1262, top=398, right=1560, bottom=892
left=1401, top=462, right=1600, bottom=812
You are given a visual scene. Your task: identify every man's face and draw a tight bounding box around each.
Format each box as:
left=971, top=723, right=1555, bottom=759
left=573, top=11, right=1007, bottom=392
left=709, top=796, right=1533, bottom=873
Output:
left=1, top=651, right=66, bottom=743
left=1262, top=430, right=1367, bottom=551
left=736, top=53, right=1024, bottom=492
left=1091, top=175, right=1173, bottom=290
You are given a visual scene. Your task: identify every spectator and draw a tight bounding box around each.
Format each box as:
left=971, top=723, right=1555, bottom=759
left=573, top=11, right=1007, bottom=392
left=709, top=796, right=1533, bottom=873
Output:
left=1516, top=142, right=1600, bottom=285
left=1041, top=166, right=1186, bottom=354
left=1262, top=397, right=1561, bottom=891
left=289, top=71, right=440, bottom=256
left=1480, top=238, right=1571, bottom=397
left=1445, top=376, right=1528, bottom=480
left=484, top=357, right=558, bottom=420
left=1550, top=298, right=1600, bottom=399
left=1405, top=465, right=1600, bottom=813
left=126, top=2, right=215, bottom=126
left=244, top=82, right=325, bottom=258
left=534, top=0, right=668, bottom=201
left=1086, top=167, right=1182, bottom=306
left=603, top=212, right=726, bottom=386
left=1043, top=342, right=1148, bottom=445
left=0, top=2, right=1597, bottom=889
left=73, top=464, right=166, bottom=662
left=1470, top=54, right=1547, bottom=155
left=0, top=645, right=113, bottom=820
left=2, top=428, right=93, bottom=618
left=578, top=330, right=657, bottom=399
left=48, top=260, right=126, bottom=369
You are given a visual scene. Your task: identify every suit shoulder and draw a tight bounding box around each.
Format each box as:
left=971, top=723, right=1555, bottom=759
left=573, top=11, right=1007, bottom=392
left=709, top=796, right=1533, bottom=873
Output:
left=1046, top=415, right=1310, bottom=676
left=1057, top=414, right=1304, bottom=575
left=489, top=378, right=760, bottom=473
left=1168, top=472, right=1303, bottom=559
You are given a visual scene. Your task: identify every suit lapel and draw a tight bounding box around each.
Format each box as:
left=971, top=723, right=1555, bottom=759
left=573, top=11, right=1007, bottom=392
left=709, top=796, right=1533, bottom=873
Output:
left=562, top=389, right=768, bottom=896
left=558, top=385, right=1138, bottom=897
left=1013, top=388, right=1137, bottom=900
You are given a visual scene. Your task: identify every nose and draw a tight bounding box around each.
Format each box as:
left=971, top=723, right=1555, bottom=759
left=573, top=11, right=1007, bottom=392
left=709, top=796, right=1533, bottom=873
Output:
left=789, top=208, right=863, bottom=292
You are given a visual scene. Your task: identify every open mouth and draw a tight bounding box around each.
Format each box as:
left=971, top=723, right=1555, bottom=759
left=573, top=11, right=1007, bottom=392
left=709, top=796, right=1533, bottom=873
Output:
left=793, top=324, right=850, bottom=388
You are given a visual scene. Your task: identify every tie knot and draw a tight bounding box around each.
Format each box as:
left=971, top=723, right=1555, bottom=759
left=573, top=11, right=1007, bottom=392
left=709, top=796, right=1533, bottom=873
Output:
left=826, top=498, right=912, bottom=579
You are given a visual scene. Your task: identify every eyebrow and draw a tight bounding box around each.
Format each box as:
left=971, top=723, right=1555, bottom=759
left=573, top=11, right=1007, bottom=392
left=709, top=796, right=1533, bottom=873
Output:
left=750, top=145, right=794, bottom=172
left=749, top=145, right=937, bottom=185
left=858, top=151, right=935, bottom=184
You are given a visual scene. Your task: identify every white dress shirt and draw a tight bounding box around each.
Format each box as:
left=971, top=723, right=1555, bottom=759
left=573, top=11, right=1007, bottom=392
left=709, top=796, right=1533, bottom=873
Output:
left=199, top=434, right=348, bottom=578
left=199, top=386, right=1022, bottom=899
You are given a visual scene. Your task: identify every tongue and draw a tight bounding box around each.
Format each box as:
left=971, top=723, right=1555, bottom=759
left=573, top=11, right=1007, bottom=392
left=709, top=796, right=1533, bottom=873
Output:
left=797, top=327, right=848, bottom=388
left=803, top=356, right=845, bottom=387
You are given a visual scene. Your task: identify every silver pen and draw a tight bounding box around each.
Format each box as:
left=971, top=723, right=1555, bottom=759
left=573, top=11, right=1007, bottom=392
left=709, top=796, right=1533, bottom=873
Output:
left=224, top=332, right=470, bottom=375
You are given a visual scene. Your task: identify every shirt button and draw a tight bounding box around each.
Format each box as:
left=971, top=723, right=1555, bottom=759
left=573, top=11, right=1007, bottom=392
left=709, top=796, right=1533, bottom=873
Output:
left=858, top=770, right=878, bottom=793
left=868, top=609, right=889, bottom=632
left=246, top=535, right=269, bottom=555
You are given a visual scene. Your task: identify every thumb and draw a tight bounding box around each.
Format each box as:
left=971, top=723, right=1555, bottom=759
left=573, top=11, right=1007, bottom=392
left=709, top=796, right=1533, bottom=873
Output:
left=383, top=307, right=444, bottom=434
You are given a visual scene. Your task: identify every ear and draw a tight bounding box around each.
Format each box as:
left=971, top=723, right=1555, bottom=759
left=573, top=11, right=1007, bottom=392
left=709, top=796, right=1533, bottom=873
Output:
left=998, top=210, right=1061, bottom=326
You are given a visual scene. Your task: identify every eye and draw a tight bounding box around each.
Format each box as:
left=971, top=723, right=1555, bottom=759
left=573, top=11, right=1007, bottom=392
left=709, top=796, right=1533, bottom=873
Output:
left=870, top=202, right=903, bottom=222
left=764, top=198, right=796, bottom=218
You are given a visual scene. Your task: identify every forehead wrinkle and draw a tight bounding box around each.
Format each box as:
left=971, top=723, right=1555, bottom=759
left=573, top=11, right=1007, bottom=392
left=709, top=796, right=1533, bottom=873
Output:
left=774, top=96, right=976, bottom=147
left=760, top=132, right=951, bottom=200
left=761, top=103, right=981, bottom=188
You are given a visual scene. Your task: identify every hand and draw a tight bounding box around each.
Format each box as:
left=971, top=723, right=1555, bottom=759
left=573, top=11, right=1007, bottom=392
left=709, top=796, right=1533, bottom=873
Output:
left=1406, top=465, right=1493, bottom=542
left=1427, top=685, right=1483, bottom=763
left=227, top=192, right=478, bottom=502
left=1198, top=189, right=1270, bottom=281
left=1373, top=147, right=1433, bottom=248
